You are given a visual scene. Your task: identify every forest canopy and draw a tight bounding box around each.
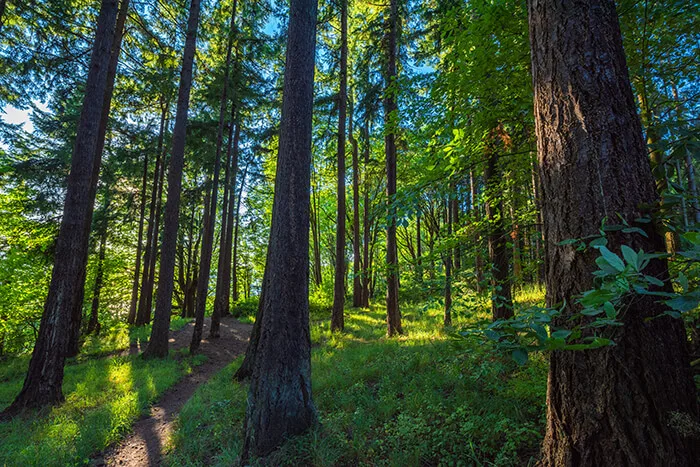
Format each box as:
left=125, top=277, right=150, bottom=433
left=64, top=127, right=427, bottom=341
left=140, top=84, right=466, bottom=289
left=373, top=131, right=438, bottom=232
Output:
left=0, top=0, right=699, bottom=465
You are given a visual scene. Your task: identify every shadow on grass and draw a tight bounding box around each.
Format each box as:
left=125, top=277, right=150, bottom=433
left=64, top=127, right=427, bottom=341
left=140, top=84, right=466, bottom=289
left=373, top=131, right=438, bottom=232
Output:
left=0, top=349, right=198, bottom=466
left=167, top=304, right=547, bottom=467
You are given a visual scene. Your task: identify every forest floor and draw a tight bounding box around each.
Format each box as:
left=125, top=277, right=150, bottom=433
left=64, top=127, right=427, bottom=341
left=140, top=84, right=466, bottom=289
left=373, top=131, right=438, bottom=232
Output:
left=94, top=316, right=252, bottom=466
left=167, top=290, right=549, bottom=467
left=0, top=316, right=251, bottom=467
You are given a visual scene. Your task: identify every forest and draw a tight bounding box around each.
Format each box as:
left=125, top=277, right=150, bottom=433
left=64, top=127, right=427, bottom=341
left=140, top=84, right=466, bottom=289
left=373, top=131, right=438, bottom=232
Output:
left=0, top=0, right=699, bottom=465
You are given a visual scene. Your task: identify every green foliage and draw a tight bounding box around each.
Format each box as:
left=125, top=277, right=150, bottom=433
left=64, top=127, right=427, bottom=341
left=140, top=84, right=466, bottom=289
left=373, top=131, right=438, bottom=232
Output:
left=167, top=304, right=547, bottom=466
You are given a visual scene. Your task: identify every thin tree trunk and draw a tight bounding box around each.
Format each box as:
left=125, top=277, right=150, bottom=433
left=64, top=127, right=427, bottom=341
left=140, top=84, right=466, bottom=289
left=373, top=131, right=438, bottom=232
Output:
left=471, top=170, right=484, bottom=292
left=529, top=1, right=699, bottom=464
left=362, top=122, right=371, bottom=307
left=141, top=138, right=167, bottom=323
left=484, top=145, right=513, bottom=320
left=1, top=0, right=120, bottom=415
left=671, top=84, right=700, bottom=224
left=351, top=99, right=362, bottom=308
left=331, top=0, right=348, bottom=332
left=87, top=201, right=109, bottom=336
left=231, top=161, right=248, bottom=303
left=143, top=0, right=201, bottom=359
left=128, top=109, right=162, bottom=323
left=212, top=117, right=239, bottom=335
left=451, top=195, right=461, bottom=270
left=384, top=0, right=401, bottom=337
left=444, top=198, right=452, bottom=326
left=416, top=211, right=422, bottom=282
left=241, top=0, right=319, bottom=458
left=310, top=164, right=323, bottom=287
left=205, top=0, right=237, bottom=340
left=638, top=93, right=680, bottom=253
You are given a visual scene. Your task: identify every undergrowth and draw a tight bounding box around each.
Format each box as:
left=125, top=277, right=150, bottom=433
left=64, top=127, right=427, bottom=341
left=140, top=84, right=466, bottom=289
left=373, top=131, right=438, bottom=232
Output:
left=167, top=289, right=548, bottom=467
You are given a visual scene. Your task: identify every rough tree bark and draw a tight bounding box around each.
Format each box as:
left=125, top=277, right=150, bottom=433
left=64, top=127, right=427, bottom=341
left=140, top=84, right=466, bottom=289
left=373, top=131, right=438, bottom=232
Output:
left=0, top=0, right=120, bottom=415
left=529, top=1, right=699, bottom=464
left=384, top=0, right=402, bottom=336
left=331, top=0, right=348, bottom=332
left=66, top=0, right=130, bottom=358
left=240, top=0, right=319, bottom=459
left=143, top=0, right=201, bottom=359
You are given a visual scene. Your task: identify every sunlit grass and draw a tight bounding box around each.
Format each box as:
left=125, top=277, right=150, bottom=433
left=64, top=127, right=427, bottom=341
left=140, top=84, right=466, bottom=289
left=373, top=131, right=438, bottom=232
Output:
left=0, top=318, right=200, bottom=467
left=167, top=290, right=548, bottom=467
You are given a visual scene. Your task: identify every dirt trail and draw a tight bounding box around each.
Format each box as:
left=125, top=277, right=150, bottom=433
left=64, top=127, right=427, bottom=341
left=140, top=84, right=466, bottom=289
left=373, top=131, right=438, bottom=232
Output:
left=92, top=316, right=252, bottom=467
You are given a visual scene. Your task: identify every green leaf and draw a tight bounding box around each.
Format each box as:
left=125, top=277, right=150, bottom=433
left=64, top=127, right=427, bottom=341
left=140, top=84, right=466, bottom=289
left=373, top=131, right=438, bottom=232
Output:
left=589, top=237, right=608, bottom=248
left=621, top=227, right=648, bottom=237
left=550, top=329, right=571, bottom=339
left=644, top=275, right=664, bottom=287
left=603, top=301, right=616, bottom=319
left=598, top=247, right=625, bottom=272
left=558, top=238, right=579, bottom=246
left=512, top=349, right=528, bottom=366
left=620, top=245, right=638, bottom=271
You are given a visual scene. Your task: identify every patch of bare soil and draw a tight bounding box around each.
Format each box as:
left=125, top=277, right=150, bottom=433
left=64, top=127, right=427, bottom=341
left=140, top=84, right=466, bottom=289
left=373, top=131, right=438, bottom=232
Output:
left=92, top=316, right=252, bottom=466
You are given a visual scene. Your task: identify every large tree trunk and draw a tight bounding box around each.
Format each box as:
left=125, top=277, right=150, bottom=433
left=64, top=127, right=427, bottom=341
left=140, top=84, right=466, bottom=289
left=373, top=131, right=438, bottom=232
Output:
left=1, top=0, right=120, bottom=415
left=529, top=1, right=699, bottom=465
left=331, top=0, right=348, bottom=332
left=143, top=0, right=201, bottom=359
left=66, top=0, right=130, bottom=359
left=384, top=0, right=402, bottom=336
left=240, top=0, right=318, bottom=459
left=484, top=145, right=512, bottom=320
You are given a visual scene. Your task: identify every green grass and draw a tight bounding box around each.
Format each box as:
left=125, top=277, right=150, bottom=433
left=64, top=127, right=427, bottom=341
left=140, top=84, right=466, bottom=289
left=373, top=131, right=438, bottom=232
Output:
left=0, top=317, right=199, bottom=467
left=167, top=291, right=548, bottom=467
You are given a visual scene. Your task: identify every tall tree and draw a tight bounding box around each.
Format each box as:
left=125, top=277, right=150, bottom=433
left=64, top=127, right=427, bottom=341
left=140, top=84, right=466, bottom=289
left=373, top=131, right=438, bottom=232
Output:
left=66, top=0, right=131, bottom=358
left=331, top=0, right=348, bottom=332
left=240, top=0, right=319, bottom=458
left=384, top=0, right=402, bottom=336
left=191, top=0, right=238, bottom=350
left=0, top=0, right=120, bottom=414
left=528, top=0, right=699, bottom=464
left=134, top=99, right=169, bottom=326
left=143, top=0, right=201, bottom=359
left=351, top=99, right=362, bottom=308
